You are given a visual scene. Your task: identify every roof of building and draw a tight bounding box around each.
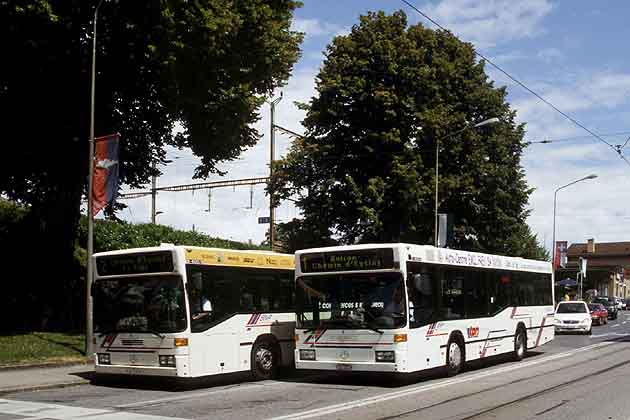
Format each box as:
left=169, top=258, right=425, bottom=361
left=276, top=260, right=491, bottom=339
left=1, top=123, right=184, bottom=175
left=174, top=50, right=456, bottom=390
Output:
left=567, top=242, right=630, bottom=257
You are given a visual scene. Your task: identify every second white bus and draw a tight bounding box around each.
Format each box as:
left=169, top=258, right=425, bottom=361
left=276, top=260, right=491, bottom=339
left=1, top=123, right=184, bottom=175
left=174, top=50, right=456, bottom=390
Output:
left=294, top=243, right=554, bottom=376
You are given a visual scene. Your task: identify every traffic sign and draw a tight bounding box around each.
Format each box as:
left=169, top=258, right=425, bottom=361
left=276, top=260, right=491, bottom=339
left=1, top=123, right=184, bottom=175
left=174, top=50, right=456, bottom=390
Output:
left=258, top=217, right=271, bottom=224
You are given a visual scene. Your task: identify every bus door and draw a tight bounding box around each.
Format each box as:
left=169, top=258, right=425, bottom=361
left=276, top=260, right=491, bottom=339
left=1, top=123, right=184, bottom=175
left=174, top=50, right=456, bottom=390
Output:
left=187, top=267, right=239, bottom=375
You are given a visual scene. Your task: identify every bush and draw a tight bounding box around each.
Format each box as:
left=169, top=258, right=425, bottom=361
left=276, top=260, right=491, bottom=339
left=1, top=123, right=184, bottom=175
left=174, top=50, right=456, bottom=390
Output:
left=76, top=216, right=266, bottom=253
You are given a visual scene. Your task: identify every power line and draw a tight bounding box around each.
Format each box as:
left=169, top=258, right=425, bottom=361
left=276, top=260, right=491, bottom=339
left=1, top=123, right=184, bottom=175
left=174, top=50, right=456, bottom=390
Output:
left=400, top=0, right=630, bottom=168
left=527, top=131, right=630, bottom=144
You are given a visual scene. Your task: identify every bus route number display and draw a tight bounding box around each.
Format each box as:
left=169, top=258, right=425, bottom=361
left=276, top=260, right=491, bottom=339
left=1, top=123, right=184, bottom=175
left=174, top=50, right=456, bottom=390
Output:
left=96, top=251, right=174, bottom=276
left=300, top=248, right=394, bottom=273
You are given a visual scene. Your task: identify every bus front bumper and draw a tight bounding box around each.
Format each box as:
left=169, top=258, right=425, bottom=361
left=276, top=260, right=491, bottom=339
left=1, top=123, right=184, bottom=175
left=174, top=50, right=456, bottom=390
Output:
left=295, top=359, right=401, bottom=372
left=95, top=364, right=179, bottom=377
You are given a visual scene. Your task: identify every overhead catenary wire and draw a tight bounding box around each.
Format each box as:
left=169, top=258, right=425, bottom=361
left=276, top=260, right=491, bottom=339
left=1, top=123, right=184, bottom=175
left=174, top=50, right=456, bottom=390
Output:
left=527, top=131, right=630, bottom=144
left=400, top=0, right=630, bottom=168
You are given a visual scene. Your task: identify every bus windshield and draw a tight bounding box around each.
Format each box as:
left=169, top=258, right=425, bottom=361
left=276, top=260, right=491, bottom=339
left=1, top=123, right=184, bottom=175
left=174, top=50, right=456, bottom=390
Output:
left=296, top=272, right=406, bottom=330
left=93, top=275, right=187, bottom=334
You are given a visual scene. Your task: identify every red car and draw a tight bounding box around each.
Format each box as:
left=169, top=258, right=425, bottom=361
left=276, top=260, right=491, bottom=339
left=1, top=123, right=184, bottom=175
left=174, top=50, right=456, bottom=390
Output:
left=588, top=303, right=608, bottom=325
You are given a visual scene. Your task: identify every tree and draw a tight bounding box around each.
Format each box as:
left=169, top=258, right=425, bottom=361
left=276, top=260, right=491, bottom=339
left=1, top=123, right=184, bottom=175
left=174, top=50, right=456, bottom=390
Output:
left=0, top=0, right=302, bottom=329
left=271, top=10, right=544, bottom=258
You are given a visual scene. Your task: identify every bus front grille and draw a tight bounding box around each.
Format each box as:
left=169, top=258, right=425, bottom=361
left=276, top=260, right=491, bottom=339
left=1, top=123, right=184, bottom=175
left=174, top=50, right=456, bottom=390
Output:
left=121, top=339, right=144, bottom=346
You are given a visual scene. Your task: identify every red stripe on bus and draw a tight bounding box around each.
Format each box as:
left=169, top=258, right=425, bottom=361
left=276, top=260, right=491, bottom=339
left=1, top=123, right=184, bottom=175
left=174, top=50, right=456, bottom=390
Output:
left=535, top=317, right=546, bottom=347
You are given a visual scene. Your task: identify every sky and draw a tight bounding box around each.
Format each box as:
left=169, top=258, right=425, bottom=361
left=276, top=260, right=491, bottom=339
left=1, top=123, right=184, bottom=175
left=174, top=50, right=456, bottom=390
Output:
left=117, top=0, right=630, bottom=252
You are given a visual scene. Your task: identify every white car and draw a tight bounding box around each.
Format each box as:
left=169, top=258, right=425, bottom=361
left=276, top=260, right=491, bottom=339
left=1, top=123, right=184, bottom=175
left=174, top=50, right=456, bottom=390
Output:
left=555, top=301, right=592, bottom=335
left=616, top=298, right=626, bottom=310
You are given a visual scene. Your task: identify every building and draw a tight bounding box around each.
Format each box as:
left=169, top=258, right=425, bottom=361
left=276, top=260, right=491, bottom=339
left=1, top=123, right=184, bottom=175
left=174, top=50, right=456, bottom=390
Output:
left=557, top=239, right=630, bottom=300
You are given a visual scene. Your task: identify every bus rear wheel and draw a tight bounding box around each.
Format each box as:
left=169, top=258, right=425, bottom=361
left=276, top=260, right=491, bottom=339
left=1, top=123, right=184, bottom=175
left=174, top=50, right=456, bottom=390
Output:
left=251, top=339, right=278, bottom=380
left=446, top=336, right=464, bottom=376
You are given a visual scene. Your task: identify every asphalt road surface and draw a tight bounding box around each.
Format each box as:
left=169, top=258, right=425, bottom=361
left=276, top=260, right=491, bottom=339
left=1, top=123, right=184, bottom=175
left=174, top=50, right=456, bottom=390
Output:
left=3, top=312, right=630, bottom=420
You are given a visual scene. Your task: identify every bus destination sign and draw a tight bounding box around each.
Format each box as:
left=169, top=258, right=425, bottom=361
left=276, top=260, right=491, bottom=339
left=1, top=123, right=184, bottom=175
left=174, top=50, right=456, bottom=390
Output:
left=96, top=251, right=174, bottom=276
left=300, top=248, right=395, bottom=273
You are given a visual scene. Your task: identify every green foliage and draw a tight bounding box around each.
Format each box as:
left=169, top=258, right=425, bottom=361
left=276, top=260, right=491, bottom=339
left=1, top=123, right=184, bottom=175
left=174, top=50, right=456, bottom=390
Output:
left=0, top=1, right=302, bottom=329
left=274, top=218, right=338, bottom=254
left=272, top=10, right=545, bottom=259
left=77, top=216, right=266, bottom=253
left=0, top=199, right=29, bottom=238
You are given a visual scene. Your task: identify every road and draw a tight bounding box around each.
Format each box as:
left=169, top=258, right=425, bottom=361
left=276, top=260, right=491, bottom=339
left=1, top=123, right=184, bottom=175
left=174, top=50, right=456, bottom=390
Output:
left=3, top=313, right=630, bottom=420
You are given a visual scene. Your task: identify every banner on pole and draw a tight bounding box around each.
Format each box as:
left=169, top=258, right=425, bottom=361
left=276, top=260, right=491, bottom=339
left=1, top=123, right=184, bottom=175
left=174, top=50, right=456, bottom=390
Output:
left=92, top=133, right=120, bottom=216
left=579, top=257, right=587, bottom=276
left=553, top=241, right=568, bottom=269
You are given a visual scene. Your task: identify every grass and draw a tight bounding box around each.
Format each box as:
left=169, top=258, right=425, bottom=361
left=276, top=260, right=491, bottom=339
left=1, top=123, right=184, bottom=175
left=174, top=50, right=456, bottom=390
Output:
left=0, top=332, right=89, bottom=367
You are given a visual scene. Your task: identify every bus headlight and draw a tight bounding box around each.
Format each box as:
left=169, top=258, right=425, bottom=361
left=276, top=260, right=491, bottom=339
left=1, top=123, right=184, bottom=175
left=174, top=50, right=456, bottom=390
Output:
left=97, top=353, right=111, bottom=365
left=375, top=351, right=395, bottom=362
left=299, top=349, right=316, bottom=361
left=159, top=355, right=176, bottom=367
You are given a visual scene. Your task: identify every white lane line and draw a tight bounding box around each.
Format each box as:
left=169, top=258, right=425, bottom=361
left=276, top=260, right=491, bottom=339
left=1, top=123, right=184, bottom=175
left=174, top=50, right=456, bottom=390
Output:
left=622, top=321, right=628, bottom=325
left=0, top=399, right=187, bottom=420
left=265, top=341, right=613, bottom=420
left=612, top=324, right=621, bottom=328
left=115, top=380, right=282, bottom=409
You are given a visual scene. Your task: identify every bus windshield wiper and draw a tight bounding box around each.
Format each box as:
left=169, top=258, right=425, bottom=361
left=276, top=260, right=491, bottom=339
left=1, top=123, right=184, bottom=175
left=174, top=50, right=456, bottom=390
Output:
left=146, top=329, right=165, bottom=339
left=356, top=321, right=383, bottom=335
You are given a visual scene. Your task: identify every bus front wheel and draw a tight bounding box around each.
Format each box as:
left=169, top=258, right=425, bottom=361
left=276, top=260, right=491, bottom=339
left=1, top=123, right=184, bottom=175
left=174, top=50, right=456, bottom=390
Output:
left=251, top=339, right=278, bottom=380
left=446, top=336, right=464, bottom=376
left=513, top=328, right=527, bottom=361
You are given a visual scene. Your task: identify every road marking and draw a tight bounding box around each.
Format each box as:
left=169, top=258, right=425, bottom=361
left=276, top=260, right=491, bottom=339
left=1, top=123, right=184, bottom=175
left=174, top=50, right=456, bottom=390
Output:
left=612, top=324, right=621, bottom=328
left=623, top=321, right=628, bottom=325
left=115, top=380, right=282, bottom=409
left=591, top=332, right=630, bottom=338
left=266, top=341, right=613, bottom=420
left=0, top=399, right=187, bottom=420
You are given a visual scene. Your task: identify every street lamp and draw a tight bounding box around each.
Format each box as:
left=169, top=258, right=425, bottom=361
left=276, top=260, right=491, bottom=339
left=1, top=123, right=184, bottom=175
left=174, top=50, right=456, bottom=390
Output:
left=551, top=174, right=598, bottom=291
left=434, top=117, right=501, bottom=246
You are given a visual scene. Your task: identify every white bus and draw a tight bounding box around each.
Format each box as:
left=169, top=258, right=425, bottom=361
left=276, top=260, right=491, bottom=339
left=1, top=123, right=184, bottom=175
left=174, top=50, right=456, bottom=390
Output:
left=92, top=244, right=295, bottom=379
left=294, top=243, right=554, bottom=376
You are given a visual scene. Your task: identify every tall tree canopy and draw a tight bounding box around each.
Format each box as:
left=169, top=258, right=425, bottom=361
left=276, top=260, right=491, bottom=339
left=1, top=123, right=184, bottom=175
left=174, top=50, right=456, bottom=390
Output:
left=272, top=10, right=544, bottom=258
left=0, top=0, right=302, bottom=329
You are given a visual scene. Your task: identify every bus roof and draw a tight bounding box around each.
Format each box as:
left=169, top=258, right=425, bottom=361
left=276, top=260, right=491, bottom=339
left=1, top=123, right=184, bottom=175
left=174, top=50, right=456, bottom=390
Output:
left=295, top=243, right=551, bottom=274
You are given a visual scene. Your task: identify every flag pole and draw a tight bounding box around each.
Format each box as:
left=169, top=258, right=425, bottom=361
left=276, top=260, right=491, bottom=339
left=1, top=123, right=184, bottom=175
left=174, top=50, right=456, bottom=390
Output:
left=86, top=0, right=104, bottom=356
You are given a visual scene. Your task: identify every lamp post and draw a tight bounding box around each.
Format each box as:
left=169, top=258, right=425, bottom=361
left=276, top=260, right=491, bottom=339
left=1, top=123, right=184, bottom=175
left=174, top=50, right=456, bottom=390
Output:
left=434, top=117, right=500, bottom=246
left=551, top=174, right=598, bottom=297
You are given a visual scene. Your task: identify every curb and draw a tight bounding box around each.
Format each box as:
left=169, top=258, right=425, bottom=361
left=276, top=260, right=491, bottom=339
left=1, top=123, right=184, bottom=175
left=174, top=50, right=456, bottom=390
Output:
left=0, top=359, right=92, bottom=372
left=0, top=379, right=90, bottom=396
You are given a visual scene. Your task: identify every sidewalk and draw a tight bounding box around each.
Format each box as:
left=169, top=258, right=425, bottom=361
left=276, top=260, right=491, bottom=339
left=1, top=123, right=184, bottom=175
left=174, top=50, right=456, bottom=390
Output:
left=0, top=363, right=93, bottom=395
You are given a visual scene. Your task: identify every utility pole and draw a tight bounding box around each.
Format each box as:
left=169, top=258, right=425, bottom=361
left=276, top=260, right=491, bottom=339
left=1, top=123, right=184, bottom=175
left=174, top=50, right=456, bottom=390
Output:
left=269, top=94, right=282, bottom=252
left=151, top=161, right=157, bottom=224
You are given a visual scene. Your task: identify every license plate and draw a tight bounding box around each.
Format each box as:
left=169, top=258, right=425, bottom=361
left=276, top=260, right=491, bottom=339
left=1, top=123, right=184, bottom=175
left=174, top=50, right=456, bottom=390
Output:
left=336, top=363, right=352, bottom=371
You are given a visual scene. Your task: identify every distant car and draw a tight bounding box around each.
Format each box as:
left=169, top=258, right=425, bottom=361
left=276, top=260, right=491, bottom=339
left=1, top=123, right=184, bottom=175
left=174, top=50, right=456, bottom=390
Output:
left=588, top=303, right=608, bottom=325
left=618, top=298, right=627, bottom=310
left=555, top=301, right=592, bottom=334
left=593, top=296, right=618, bottom=320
